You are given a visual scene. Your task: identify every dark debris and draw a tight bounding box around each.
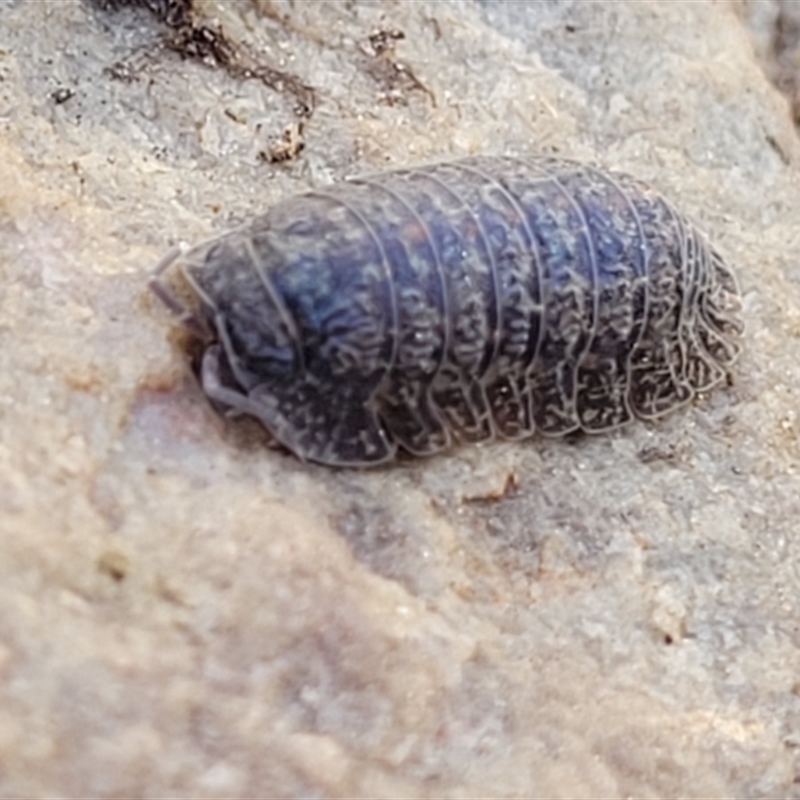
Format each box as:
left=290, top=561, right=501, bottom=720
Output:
left=368, top=28, right=405, bottom=57
left=258, top=121, right=306, bottom=164
left=51, top=87, right=75, bottom=104
left=361, top=27, right=435, bottom=107
left=91, top=0, right=316, bottom=122
left=91, top=0, right=192, bottom=27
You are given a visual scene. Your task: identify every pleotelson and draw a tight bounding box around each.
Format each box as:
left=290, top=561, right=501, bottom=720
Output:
left=154, top=156, right=743, bottom=466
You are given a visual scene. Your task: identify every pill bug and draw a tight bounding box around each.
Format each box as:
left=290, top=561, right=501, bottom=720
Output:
left=151, top=155, right=743, bottom=467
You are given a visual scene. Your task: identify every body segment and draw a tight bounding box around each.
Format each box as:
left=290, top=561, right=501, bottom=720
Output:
left=154, top=156, right=743, bottom=466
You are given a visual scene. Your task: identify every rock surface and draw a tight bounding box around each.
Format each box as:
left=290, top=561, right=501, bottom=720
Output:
left=1, top=0, right=800, bottom=796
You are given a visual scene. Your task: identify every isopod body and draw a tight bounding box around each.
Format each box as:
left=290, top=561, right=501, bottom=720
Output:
left=153, top=156, right=743, bottom=467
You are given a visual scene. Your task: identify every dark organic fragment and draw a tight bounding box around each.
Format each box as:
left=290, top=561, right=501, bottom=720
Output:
left=151, top=156, right=743, bottom=467
left=91, top=0, right=316, bottom=120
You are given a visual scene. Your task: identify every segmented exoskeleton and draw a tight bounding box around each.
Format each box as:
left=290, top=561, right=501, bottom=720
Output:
left=151, top=156, right=743, bottom=466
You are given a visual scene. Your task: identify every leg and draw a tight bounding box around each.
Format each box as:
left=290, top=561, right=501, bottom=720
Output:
left=148, top=245, right=212, bottom=341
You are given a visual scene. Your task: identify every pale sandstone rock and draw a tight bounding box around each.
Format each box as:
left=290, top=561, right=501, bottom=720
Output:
left=1, top=0, right=799, bottom=796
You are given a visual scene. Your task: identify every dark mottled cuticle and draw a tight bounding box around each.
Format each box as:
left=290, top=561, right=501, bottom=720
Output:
left=150, top=156, right=743, bottom=467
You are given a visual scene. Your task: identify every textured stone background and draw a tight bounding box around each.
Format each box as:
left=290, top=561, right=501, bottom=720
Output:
left=1, top=0, right=800, bottom=797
